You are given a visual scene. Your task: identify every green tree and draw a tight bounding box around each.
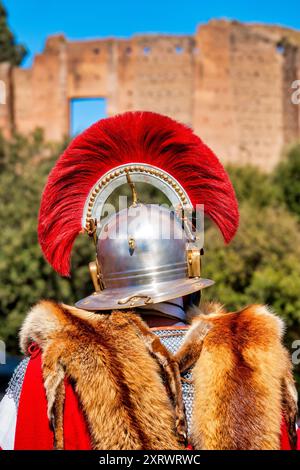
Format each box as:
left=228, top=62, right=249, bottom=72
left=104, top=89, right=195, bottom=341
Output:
left=226, top=164, right=283, bottom=208
left=274, top=143, right=300, bottom=218
left=0, top=2, right=26, bottom=65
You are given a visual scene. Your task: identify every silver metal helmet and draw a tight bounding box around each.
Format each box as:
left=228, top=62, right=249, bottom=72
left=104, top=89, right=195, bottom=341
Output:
left=76, top=202, right=213, bottom=310
left=75, top=163, right=214, bottom=310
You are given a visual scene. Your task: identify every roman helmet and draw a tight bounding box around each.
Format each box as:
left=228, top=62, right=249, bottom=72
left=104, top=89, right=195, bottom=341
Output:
left=38, top=111, right=239, bottom=311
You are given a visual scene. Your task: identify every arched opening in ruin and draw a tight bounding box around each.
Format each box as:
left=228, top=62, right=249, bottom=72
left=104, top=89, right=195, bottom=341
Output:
left=69, top=97, right=107, bottom=136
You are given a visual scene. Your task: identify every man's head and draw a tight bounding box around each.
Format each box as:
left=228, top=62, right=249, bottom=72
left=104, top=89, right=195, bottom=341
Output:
left=38, top=111, right=239, bottom=313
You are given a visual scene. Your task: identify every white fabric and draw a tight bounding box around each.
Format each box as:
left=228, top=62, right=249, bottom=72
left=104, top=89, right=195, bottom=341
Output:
left=139, top=296, right=186, bottom=321
left=0, top=394, right=17, bottom=450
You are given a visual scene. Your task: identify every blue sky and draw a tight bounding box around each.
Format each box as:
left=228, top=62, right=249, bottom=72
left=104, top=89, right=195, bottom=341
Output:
left=6, top=0, right=300, bottom=67
left=4, top=0, right=300, bottom=133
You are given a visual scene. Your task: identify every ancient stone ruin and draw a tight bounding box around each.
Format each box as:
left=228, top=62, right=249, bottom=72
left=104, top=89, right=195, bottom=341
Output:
left=0, top=19, right=300, bottom=170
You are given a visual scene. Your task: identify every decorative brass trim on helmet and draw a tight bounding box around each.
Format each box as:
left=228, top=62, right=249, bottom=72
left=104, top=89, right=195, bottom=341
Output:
left=117, top=294, right=153, bottom=307
left=187, top=248, right=201, bottom=278
left=83, top=163, right=192, bottom=231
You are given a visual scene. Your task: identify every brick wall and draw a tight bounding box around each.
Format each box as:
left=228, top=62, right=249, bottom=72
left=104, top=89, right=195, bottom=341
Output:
left=1, top=20, right=300, bottom=170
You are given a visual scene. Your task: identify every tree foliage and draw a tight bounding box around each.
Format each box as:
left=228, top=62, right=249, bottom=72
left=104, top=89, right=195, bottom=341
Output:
left=0, top=2, right=26, bottom=65
left=273, top=143, right=300, bottom=219
left=226, top=164, right=283, bottom=208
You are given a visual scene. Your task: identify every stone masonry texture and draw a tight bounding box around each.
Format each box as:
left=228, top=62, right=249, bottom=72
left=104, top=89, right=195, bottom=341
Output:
left=0, top=20, right=300, bottom=170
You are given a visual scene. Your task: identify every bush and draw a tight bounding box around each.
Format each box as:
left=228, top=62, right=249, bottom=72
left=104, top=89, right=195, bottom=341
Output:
left=0, top=2, right=27, bottom=65
left=226, top=164, right=283, bottom=208
left=273, top=143, right=300, bottom=218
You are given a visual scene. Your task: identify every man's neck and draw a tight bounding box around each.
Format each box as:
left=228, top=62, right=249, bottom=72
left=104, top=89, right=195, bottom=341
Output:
left=140, top=314, right=187, bottom=329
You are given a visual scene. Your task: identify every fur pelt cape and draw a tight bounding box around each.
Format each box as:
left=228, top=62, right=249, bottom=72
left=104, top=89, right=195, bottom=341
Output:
left=19, top=301, right=298, bottom=450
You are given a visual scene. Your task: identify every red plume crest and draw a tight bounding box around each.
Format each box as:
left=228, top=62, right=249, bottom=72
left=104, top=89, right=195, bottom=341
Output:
left=38, top=111, right=239, bottom=276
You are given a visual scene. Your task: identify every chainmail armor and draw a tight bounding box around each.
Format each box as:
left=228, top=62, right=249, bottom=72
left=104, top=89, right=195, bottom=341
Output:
left=154, top=329, right=194, bottom=436
left=6, top=357, right=30, bottom=407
